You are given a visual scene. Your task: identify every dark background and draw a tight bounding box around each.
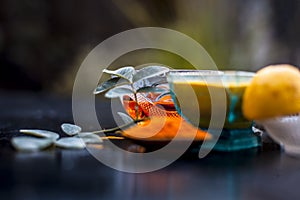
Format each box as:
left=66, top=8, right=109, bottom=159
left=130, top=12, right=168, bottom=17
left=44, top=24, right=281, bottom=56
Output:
left=0, top=2, right=300, bottom=199
left=0, top=0, right=299, bottom=94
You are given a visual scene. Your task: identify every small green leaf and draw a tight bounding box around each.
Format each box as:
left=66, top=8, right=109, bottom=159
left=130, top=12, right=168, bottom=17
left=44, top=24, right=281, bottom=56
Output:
left=61, top=123, right=82, bottom=136
left=137, top=86, right=168, bottom=94
left=19, top=129, right=59, bottom=141
left=94, top=77, right=129, bottom=95
left=55, top=138, right=86, bottom=149
left=117, top=112, right=134, bottom=124
left=12, top=137, right=53, bottom=152
left=133, top=65, right=169, bottom=82
left=104, top=87, right=134, bottom=98
left=103, top=66, right=135, bottom=82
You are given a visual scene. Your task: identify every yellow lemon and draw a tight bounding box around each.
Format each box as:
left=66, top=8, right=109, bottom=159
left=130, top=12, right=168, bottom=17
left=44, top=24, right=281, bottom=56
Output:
left=243, top=64, right=300, bottom=120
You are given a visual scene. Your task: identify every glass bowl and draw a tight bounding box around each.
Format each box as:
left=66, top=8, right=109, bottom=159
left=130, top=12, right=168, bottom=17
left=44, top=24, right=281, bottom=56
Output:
left=167, top=70, right=261, bottom=151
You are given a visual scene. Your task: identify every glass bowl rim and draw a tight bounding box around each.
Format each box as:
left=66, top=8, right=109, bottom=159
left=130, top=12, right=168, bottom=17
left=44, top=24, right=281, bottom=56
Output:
left=168, top=69, right=223, bottom=75
left=167, top=70, right=255, bottom=78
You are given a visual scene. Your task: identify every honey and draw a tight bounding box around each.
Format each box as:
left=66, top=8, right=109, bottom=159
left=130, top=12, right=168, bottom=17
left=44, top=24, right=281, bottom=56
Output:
left=171, top=80, right=252, bottom=129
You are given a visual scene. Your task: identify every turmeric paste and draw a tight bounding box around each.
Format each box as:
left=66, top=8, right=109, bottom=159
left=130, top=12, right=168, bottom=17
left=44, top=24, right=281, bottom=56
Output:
left=122, top=116, right=211, bottom=141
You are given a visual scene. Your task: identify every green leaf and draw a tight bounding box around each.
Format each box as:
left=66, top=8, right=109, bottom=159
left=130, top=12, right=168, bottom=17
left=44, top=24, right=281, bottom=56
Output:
left=137, top=86, right=168, bottom=93
left=93, top=77, right=129, bottom=95
left=103, top=66, right=135, bottom=82
left=117, top=112, right=134, bottom=124
left=104, top=87, right=134, bottom=98
left=132, top=65, right=169, bottom=82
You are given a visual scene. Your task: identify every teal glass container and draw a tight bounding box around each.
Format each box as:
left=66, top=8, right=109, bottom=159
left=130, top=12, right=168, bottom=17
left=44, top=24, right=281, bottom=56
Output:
left=167, top=70, right=261, bottom=151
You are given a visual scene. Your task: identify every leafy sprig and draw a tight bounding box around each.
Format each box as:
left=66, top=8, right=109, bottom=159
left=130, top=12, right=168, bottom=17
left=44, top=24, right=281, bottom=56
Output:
left=94, top=65, right=169, bottom=120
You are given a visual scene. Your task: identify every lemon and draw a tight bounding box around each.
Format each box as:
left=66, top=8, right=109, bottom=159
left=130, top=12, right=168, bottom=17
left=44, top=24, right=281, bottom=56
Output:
left=242, top=64, right=300, bottom=120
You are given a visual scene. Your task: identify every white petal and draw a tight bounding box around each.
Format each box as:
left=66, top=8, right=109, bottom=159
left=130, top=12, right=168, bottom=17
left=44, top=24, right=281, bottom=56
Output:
left=76, top=133, right=103, bottom=144
left=20, top=129, right=59, bottom=141
left=12, top=137, right=53, bottom=152
left=55, top=138, right=85, bottom=149
left=61, top=123, right=82, bottom=136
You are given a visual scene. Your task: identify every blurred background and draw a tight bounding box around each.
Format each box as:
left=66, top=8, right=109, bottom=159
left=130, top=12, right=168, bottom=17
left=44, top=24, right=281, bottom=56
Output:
left=0, top=0, right=299, bottom=95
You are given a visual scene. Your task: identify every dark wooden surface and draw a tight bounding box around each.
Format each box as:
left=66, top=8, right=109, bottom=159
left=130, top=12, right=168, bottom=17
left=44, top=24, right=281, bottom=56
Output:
left=1, top=91, right=300, bottom=200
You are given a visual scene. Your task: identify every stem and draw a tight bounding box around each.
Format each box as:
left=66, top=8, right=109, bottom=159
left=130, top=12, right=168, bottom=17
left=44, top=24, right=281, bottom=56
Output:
left=91, top=118, right=146, bottom=135
left=131, top=83, right=139, bottom=121
left=133, top=92, right=139, bottom=121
